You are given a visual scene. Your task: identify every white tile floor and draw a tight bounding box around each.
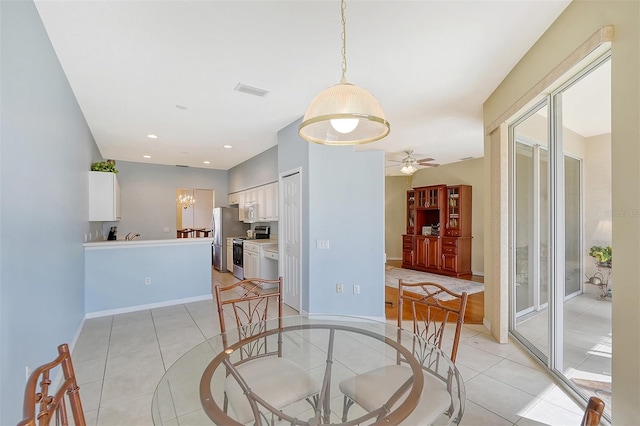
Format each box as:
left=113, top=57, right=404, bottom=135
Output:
left=72, top=270, right=589, bottom=426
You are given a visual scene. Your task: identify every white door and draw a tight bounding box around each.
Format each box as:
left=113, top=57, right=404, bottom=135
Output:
left=281, top=171, right=302, bottom=311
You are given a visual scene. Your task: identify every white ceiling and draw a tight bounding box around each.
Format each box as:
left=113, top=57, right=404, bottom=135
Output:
left=34, top=0, right=573, bottom=175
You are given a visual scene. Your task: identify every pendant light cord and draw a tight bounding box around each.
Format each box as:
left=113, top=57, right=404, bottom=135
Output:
left=340, top=0, right=348, bottom=84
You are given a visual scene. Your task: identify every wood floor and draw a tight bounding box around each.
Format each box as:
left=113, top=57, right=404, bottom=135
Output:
left=384, top=261, right=484, bottom=325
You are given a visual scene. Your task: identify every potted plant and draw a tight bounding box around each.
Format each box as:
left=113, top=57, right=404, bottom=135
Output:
left=589, top=245, right=612, bottom=267
left=91, top=159, right=118, bottom=173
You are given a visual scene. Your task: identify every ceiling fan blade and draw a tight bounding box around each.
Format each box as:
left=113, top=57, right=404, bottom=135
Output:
left=416, top=157, right=435, bottom=164
left=419, top=162, right=440, bottom=167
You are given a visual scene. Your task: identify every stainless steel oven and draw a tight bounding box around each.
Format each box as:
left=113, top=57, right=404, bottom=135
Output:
left=232, top=238, right=245, bottom=279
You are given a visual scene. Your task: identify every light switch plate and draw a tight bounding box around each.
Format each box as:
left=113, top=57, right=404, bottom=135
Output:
left=317, top=240, right=330, bottom=250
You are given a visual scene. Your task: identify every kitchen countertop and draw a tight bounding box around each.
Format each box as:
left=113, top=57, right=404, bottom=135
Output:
left=242, top=238, right=278, bottom=245
left=84, top=237, right=213, bottom=249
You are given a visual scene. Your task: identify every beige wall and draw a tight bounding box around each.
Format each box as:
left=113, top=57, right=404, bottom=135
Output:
left=411, top=158, right=485, bottom=274
left=385, top=176, right=412, bottom=260
left=483, top=0, right=639, bottom=422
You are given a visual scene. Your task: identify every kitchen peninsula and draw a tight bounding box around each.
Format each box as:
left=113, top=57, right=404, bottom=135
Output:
left=84, top=237, right=213, bottom=316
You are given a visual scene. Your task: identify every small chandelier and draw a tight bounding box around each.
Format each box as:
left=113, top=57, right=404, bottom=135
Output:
left=178, top=194, right=195, bottom=209
left=298, top=0, right=390, bottom=146
left=400, top=159, right=418, bottom=175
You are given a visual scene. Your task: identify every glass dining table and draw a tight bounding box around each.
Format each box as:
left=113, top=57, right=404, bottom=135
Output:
left=152, top=315, right=465, bottom=425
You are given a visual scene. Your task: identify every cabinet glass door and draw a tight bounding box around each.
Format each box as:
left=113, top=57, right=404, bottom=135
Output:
left=447, top=187, right=460, bottom=229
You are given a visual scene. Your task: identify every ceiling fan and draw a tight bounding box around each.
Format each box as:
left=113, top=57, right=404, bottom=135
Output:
left=387, top=150, right=440, bottom=175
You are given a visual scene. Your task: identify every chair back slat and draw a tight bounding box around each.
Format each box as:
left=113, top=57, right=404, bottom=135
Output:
left=397, top=279, right=468, bottom=364
left=18, top=343, right=86, bottom=426
left=580, top=396, right=605, bottom=426
left=215, top=277, right=283, bottom=361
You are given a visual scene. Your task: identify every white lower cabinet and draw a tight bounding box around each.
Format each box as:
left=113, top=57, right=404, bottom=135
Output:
left=243, top=248, right=259, bottom=279
left=226, top=238, right=234, bottom=272
left=243, top=241, right=278, bottom=288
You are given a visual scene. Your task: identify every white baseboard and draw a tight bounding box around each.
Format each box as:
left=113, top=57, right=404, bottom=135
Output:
left=472, top=271, right=485, bottom=277
left=85, top=294, right=213, bottom=319
left=69, top=316, right=86, bottom=353
left=483, top=317, right=491, bottom=331
left=386, top=257, right=402, bottom=261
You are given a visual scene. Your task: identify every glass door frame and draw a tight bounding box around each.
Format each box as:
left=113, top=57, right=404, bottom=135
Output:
left=507, top=50, right=612, bottom=414
left=511, top=138, right=552, bottom=319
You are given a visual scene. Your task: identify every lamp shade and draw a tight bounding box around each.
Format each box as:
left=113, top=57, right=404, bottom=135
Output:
left=298, top=82, right=390, bottom=145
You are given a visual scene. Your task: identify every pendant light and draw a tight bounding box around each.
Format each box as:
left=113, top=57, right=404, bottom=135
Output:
left=298, top=0, right=390, bottom=145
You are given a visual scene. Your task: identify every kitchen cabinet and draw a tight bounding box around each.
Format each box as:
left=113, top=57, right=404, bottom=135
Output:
left=243, top=240, right=278, bottom=287
left=403, top=184, right=472, bottom=277
left=226, top=237, right=234, bottom=272
left=244, top=245, right=259, bottom=278
left=237, top=191, right=246, bottom=221
left=89, top=171, right=121, bottom=221
left=233, top=182, right=279, bottom=223
left=258, top=182, right=278, bottom=221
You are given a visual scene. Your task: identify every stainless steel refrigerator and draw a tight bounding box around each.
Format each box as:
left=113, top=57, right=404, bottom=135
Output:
left=211, top=207, right=249, bottom=272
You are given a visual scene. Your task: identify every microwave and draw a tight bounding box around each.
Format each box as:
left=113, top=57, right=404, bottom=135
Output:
left=244, top=202, right=258, bottom=223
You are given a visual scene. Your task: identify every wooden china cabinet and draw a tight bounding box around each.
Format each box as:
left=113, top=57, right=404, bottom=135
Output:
left=402, top=184, right=472, bottom=277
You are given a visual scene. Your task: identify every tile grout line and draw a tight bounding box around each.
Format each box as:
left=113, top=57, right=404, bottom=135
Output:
left=149, top=307, right=180, bottom=422
left=94, top=315, right=114, bottom=425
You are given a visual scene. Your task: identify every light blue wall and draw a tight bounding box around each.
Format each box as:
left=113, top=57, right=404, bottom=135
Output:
left=277, top=119, right=385, bottom=317
left=105, top=161, right=228, bottom=240
left=228, top=145, right=278, bottom=193
left=85, top=242, right=212, bottom=313
left=0, top=1, right=102, bottom=422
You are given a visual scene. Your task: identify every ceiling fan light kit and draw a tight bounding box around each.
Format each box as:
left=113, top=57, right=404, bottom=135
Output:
left=299, top=0, right=390, bottom=146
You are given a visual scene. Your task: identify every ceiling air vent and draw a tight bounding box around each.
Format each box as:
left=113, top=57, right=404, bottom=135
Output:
left=460, top=156, right=475, bottom=161
left=234, top=83, right=270, bottom=97
left=176, top=165, right=189, bottom=168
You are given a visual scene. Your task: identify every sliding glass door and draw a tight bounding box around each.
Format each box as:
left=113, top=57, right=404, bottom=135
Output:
left=509, top=53, right=611, bottom=417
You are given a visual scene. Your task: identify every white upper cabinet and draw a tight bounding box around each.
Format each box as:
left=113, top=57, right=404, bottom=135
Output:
left=260, top=182, right=278, bottom=221
left=230, top=181, right=279, bottom=223
left=89, top=171, right=121, bottom=221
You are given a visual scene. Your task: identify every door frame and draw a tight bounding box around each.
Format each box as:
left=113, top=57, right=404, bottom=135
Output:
left=279, top=167, right=303, bottom=312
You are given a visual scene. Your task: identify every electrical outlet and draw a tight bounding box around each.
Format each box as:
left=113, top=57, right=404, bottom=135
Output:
left=145, top=277, right=151, bottom=285
left=336, top=283, right=343, bottom=293
left=353, top=284, right=360, bottom=294
left=164, top=226, right=170, bottom=233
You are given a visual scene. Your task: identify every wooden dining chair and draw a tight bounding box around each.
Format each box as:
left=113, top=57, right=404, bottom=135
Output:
left=17, top=343, right=86, bottom=426
left=339, top=280, right=468, bottom=424
left=214, top=277, right=321, bottom=424
left=580, top=396, right=605, bottom=426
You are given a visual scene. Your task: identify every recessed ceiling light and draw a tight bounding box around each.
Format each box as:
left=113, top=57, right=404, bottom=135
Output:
left=175, top=104, right=188, bottom=110
left=143, top=155, right=151, bottom=158
left=147, top=134, right=158, bottom=139
left=223, top=145, right=232, bottom=149
left=203, top=161, right=210, bottom=164
left=234, top=83, right=270, bottom=97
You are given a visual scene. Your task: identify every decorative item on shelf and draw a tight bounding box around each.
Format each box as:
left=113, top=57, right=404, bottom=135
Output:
left=177, top=194, right=195, bottom=209
left=91, top=159, right=118, bottom=173
left=298, top=0, right=390, bottom=146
